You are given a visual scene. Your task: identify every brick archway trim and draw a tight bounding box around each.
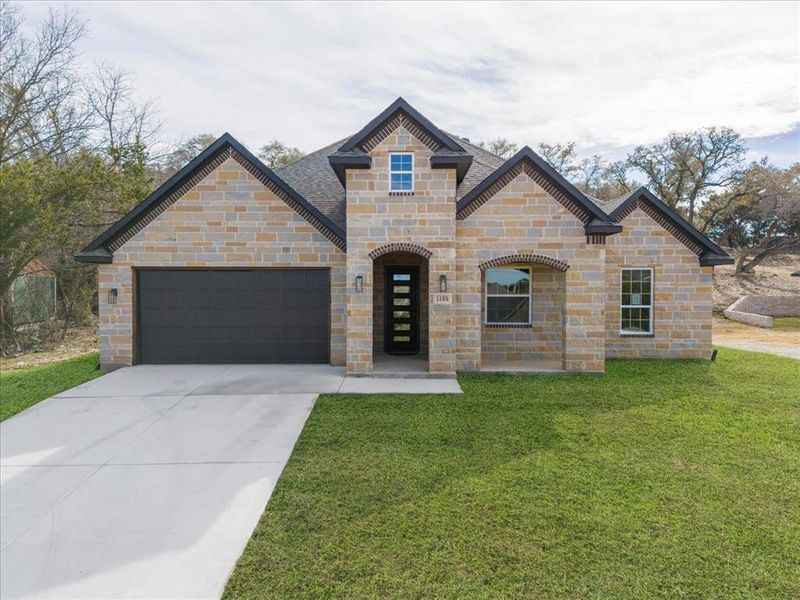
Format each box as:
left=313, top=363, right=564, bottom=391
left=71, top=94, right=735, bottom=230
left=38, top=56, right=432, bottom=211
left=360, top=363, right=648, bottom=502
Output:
left=479, top=253, right=569, bottom=272
left=368, top=242, right=433, bottom=260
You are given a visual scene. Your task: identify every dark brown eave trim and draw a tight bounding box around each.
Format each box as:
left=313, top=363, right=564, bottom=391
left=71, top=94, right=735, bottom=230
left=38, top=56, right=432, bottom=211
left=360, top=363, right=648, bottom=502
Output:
left=430, top=154, right=473, bottom=184
left=74, top=248, right=113, bottom=263
left=584, top=217, right=623, bottom=235
left=611, top=187, right=733, bottom=265
left=339, top=97, right=465, bottom=153
left=328, top=154, right=371, bottom=186
left=699, top=252, right=735, bottom=266
left=75, top=133, right=347, bottom=263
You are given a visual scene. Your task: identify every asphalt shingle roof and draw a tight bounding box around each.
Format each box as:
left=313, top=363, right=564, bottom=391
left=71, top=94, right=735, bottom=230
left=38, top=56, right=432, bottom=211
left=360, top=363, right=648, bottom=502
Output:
left=594, top=190, right=639, bottom=215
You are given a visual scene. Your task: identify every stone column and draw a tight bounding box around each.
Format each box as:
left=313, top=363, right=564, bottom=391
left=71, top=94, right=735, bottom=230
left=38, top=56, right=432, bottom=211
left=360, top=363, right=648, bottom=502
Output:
left=427, top=247, right=456, bottom=374
left=346, top=252, right=373, bottom=374
left=564, top=244, right=606, bottom=373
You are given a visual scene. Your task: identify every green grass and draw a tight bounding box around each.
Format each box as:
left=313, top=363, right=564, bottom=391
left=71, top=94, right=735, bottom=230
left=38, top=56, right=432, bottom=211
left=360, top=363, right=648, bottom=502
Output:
left=0, top=352, right=101, bottom=421
left=773, top=317, right=800, bottom=333
left=225, top=349, right=800, bottom=599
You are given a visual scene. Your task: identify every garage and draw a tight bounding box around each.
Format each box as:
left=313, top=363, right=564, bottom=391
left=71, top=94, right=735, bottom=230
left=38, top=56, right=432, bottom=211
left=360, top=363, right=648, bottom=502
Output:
left=136, top=269, right=330, bottom=364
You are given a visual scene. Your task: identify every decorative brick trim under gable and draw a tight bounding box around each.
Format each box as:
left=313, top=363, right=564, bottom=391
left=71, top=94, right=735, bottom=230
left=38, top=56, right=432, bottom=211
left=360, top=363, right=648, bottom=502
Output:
left=367, top=242, right=433, bottom=260
left=479, top=253, right=570, bottom=272
left=457, top=161, right=591, bottom=222
left=361, top=112, right=440, bottom=153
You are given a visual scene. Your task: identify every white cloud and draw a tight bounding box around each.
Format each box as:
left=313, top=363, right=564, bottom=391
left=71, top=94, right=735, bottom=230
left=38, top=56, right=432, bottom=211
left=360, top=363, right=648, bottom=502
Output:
left=17, top=0, right=800, bottom=155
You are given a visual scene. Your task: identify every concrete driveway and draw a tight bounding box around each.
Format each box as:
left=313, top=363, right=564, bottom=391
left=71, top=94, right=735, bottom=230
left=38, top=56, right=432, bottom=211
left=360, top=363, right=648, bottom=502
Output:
left=0, top=364, right=347, bottom=599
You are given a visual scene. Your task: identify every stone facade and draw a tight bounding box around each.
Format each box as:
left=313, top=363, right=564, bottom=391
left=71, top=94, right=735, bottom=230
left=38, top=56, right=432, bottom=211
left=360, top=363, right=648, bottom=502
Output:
left=345, top=127, right=456, bottom=374
left=92, top=125, right=720, bottom=375
left=97, top=157, right=346, bottom=370
left=481, top=264, right=565, bottom=366
left=604, top=207, right=713, bottom=359
left=456, top=171, right=606, bottom=373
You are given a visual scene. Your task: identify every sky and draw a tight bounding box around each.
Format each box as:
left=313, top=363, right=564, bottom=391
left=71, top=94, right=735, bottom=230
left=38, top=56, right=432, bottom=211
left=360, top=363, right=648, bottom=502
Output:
left=18, top=1, right=800, bottom=165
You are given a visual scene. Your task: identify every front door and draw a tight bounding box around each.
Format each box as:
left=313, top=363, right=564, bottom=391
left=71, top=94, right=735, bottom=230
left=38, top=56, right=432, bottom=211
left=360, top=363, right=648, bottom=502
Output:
left=385, top=266, right=420, bottom=355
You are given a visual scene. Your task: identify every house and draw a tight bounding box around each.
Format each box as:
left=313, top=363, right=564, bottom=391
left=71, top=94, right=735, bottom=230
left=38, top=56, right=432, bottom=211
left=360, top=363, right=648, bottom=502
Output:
left=10, top=259, right=58, bottom=325
left=76, top=98, right=733, bottom=375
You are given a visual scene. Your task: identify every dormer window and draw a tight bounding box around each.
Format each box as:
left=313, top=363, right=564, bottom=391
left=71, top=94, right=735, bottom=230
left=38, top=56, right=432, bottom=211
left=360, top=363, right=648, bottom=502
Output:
left=390, top=153, right=414, bottom=192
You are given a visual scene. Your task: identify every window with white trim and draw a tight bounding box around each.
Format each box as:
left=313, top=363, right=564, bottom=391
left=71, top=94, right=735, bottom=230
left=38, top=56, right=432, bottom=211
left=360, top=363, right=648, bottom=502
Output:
left=485, top=268, right=531, bottom=325
left=389, top=153, right=413, bottom=192
left=620, top=268, right=653, bottom=334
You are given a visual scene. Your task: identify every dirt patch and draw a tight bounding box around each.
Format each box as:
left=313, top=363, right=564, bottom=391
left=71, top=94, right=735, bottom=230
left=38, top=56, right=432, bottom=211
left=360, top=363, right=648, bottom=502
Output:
left=0, top=327, right=98, bottom=372
left=714, top=316, right=800, bottom=346
left=713, top=254, right=800, bottom=312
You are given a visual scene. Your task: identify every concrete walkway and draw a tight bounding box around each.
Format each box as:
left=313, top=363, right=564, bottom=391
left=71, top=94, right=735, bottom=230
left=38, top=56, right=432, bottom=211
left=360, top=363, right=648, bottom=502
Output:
left=714, top=340, right=800, bottom=360
left=0, top=365, right=460, bottom=599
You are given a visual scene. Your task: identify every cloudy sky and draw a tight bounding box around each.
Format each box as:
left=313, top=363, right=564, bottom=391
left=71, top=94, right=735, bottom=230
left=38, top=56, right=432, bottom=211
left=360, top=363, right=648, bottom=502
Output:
left=19, top=1, right=800, bottom=165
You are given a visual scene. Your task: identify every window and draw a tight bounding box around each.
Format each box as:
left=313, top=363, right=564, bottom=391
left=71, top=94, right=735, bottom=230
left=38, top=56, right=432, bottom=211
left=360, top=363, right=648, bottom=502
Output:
left=485, top=268, right=531, bottom=325
left=389, top=153, right=413, bottom=192
left=620, top=268, right=653, bottom=334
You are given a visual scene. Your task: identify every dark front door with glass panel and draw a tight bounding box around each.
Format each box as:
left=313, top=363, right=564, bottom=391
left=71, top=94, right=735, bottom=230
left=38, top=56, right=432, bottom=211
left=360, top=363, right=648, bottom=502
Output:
left=385, top=266, right=419, bottom=355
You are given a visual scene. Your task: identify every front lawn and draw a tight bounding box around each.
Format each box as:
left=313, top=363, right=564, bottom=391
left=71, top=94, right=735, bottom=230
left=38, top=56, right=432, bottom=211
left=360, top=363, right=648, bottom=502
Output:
left=225, top=349, right=800, bottom=599
left=0, top=352, right=101, bottom=421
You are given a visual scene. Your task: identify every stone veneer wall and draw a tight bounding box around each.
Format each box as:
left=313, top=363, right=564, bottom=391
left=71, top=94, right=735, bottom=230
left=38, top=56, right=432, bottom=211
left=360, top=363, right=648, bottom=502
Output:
left=373, top=252, right=429, bottom=355
left=345, top=126, right=456, bottom=374
left=456, top=171, right=606, bottom=373
left=481, top=264, right=565, bottom=365
left=604, top=207, right=712, bottom=359
left=97, top=157, right=346, bottom=369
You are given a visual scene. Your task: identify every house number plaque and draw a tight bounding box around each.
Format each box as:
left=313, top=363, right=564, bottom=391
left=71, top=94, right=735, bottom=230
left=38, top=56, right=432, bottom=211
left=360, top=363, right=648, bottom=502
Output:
left=432, top=293, right=452, bottom=304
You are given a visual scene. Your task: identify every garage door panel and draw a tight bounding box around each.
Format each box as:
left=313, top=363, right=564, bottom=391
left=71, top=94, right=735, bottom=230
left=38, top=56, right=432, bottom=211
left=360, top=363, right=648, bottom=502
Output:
left=137, top=269, right=329, bottom=364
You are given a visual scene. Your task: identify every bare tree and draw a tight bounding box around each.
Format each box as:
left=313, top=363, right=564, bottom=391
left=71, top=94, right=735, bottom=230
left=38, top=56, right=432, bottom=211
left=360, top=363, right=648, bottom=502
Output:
left=536, top=142, right=578, bottom=175
left=0, top=4, right=91, bottom=164
left=159, top=133, right=217, bottom=180
left=478, top=137, right=518, bottom=159
left=627, top=127, right=746, bottom=225
left=257, top=139, right=304, bottom=169
left=87, top=63, right=160, bottom=165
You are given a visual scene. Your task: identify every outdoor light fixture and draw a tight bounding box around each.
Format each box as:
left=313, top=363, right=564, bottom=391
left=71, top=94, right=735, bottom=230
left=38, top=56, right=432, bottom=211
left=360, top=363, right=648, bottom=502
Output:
left=439, top=274, right=447, bottom=293
left=355, top=275, right=363, bottom=293
left=108, top=288, right=118, bottom=304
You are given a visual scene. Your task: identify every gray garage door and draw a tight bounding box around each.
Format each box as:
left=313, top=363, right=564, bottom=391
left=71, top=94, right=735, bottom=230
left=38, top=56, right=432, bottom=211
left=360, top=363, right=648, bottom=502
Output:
left=137, top=269, right=329, bottom=364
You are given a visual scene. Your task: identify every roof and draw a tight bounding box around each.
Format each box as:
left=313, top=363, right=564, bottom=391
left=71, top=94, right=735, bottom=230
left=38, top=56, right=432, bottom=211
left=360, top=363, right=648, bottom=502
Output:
left=75, top=99, right=732, bottom=267
left=594, top=189, right=639, bottom=215
left=274, top=138, right=349, bottom=230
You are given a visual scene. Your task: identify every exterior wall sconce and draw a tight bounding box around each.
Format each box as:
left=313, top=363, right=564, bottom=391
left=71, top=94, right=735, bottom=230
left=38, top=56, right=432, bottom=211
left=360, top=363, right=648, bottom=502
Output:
left=108, top=288, right=118, bottom=304
left=439, top=274, right=447, bottom=293
left=355, top=275, right=363, bottom=293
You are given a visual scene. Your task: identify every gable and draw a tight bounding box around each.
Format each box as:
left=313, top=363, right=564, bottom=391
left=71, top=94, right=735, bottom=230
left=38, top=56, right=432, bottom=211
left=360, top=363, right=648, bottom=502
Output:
left=607, top=188, right=733, bottom=266
left=339, top=97, right=464, bottom=154
left=456, top=146, right=621, bottom=237
left=328, top=97, right=473, bottom=187
left=76, top=134, right=345, bottom=263
left=114, top=157, right=342, bottom=257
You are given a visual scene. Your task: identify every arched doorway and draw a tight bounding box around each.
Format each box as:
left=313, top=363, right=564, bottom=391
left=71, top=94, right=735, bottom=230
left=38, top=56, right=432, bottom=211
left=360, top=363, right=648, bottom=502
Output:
left=368, top=244, right=431, bottom=373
